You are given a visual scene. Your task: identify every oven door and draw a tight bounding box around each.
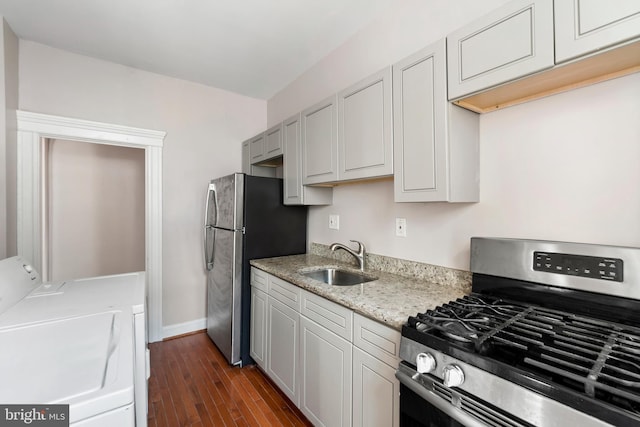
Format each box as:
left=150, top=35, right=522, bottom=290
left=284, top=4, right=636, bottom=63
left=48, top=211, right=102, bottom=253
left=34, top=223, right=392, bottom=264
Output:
left=399, top=382, right=466, bottom=427
left=396, top=362, right=532, bottom=427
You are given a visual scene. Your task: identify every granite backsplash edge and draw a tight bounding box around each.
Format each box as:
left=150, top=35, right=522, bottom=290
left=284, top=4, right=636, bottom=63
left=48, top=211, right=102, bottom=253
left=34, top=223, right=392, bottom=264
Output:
left=310, top=242, right=471, bottom=292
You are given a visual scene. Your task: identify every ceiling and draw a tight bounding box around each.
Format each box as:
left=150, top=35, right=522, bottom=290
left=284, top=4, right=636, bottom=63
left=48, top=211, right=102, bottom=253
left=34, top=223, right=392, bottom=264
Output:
left=0, top=0, right=394, bottom=99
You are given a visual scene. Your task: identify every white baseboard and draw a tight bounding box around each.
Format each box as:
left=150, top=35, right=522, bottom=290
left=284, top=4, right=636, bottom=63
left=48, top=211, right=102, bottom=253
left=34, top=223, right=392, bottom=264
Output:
left=163, top=317, right=206, bottom=340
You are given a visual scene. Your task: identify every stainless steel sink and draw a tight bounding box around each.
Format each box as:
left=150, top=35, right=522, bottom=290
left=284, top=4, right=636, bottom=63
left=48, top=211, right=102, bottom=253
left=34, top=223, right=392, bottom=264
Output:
left=301, top=268, right=376, bottom=286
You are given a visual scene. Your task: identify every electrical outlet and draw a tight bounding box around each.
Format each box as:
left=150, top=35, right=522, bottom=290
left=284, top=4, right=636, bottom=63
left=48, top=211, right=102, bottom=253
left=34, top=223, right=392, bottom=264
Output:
left=329, top=214, right=340, bottom=230
left=396, top=218, right=407, bottom=237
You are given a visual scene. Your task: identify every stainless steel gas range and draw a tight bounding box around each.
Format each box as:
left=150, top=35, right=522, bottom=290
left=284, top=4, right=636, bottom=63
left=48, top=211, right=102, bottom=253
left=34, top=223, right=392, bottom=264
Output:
left=396, top=238, right=640, bottom=427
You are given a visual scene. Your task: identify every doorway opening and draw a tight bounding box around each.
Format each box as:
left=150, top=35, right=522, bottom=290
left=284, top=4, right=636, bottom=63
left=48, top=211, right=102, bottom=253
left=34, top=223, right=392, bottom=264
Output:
left=16, top=111, right=165, bottom=342
left=44, top=139, right=145, bottom=281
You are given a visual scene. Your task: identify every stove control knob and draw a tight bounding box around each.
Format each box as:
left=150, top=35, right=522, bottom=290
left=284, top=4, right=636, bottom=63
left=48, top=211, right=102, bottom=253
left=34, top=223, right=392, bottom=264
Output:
left=416, top=353, right=436, bottom=374
left=442, top=364, right=465, bottom=388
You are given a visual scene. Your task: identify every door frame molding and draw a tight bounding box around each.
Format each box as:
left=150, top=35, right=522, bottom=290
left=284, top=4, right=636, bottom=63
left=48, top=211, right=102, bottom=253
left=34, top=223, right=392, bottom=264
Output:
left=16, top=110, right=165, bottom=342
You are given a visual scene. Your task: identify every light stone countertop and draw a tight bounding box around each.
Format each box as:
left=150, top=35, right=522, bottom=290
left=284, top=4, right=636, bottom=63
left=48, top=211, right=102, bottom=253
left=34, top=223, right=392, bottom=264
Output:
left=250, top=253, right=471, bottom=331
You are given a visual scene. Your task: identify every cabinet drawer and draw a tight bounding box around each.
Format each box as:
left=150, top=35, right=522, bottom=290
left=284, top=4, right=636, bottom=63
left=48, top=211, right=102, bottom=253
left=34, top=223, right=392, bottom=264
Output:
left=447, top=0, right=554, bottom=100
left=250, top=267, right=269, bottom=293
left=353, top=314, right=400, bottom=367
left=269, top=275, right=301, bottom=311
left=301, top=290, right=353, bottom=341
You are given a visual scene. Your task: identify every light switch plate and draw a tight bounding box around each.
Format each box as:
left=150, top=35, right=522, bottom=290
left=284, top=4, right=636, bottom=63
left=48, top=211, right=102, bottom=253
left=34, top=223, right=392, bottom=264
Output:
left=329, top=214, right=340, bottom=230
left=396, top=218, right=407, bottom=237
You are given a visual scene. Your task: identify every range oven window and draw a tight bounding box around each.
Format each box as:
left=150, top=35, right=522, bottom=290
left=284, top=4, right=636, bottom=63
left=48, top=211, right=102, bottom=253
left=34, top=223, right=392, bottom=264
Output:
left=400, top=384, right=465, bottom=427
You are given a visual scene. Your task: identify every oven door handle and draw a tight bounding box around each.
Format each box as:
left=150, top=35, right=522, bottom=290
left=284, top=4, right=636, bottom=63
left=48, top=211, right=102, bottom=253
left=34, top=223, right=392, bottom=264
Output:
left=395, top=366, right=487, bottom=427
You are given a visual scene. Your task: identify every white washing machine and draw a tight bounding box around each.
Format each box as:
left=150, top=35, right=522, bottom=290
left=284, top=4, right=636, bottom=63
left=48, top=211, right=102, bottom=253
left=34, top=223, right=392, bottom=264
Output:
left=0, top=256, right=148, bottom=427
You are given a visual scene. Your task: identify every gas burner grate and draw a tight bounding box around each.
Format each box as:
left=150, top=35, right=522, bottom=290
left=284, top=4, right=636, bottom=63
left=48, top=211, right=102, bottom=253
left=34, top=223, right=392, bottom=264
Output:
left=407, top=293, right=640, bottom=410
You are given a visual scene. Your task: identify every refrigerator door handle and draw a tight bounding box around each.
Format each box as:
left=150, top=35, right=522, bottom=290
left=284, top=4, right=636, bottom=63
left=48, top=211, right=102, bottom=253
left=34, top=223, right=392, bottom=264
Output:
left=204, top=183, right=217, bottom=271
left=205, top=226, right=215, bottom=271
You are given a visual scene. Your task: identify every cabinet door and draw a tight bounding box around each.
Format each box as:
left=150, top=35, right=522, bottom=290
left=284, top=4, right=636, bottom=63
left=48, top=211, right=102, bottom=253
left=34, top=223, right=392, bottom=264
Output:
left=267, top=297, right=299, bottom=405
left=338, top=67, right=393, bottom=181
left=250, top=287, right=268, bottom=369
left=264, top=123, right=283, bottom=160
left=301, top=95, right=338, bottom=184
left=283, top=114, right=333, bottom=206
left=249, top=133, right=265, bottom=164
left=242, top=140, right=251, bottom=174
left=447, top=0, right=554, bottom=100
left=352, top=347, right=399, bottom=427
left=555, top=0, right=640, bottom=63
left=393, top=39, right=448, bottom=202
left=300, top=316, right=352, bottom=427
left=283, top=114, right=302, bottom=204
left=394, top=40, right=479, bottom=203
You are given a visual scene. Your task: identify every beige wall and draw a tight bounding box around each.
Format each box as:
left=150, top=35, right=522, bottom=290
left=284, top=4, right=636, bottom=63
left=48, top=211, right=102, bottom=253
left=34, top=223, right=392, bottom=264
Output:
left=19, top=41, right=267, bottom=327
left=47, top=139, right=145, bottom=281
left=268, top=0, right=640, bottom=270
left=0, top=18, right=18, bottom=259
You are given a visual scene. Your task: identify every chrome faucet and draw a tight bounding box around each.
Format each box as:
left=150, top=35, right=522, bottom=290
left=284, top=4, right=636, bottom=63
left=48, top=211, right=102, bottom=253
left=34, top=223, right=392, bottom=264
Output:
left=330, top=240, right=366, bottom=271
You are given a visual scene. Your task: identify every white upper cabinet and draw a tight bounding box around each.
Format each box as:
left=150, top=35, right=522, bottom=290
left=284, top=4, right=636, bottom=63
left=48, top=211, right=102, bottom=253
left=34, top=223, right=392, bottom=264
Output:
left=264, top=123, right=284, bottom=160
left=249, top=125, right=282, bottom=165
left=555, top=0, right=640, bottom=63
left=301, top=95, right=339, bottom=185
left=249, top=132, right=266, bottom=164
left=394, top=39, right=479, bottom=203
left=447, top=0, right=554, bottom=100
left=242, top=139, right=251, bottom=174
left=338, top=67, right=393, bottom=181
left=242, top=138, right=276, bottom=178
left=283, top=114, right=332, bottom=205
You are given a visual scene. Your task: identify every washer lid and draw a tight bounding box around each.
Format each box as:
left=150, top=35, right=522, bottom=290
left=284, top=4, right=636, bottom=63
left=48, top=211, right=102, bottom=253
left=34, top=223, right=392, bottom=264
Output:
left=0, top=310, right=134, bottom=423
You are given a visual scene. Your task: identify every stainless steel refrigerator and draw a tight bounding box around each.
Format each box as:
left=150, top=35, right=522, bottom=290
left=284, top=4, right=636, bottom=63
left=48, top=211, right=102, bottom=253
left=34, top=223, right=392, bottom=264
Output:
left=203, top=173, right=307, bottom=365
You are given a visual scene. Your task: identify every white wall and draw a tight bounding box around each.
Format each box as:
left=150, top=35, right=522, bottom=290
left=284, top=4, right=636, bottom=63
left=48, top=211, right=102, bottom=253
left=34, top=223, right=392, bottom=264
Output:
left=267, top=0, right=510, bottom=125
left=0, top=18, right=18, bottom=259
left=269, top=0, right=640, bottom=270
left=19, top=41, right=266, bottom=327
left=47, top=139, right=145, bottom=281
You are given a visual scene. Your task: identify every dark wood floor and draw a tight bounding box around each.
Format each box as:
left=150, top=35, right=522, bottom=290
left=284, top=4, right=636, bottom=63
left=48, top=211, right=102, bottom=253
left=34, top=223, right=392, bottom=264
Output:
left=147, top=332, right=312, bottom=427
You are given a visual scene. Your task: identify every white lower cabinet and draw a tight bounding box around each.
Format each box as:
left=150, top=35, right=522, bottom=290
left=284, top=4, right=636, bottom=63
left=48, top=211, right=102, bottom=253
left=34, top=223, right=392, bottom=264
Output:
left=250, top=267, right=400, bottom=427
left=300, top=316, right=352, bottom=427
left=267, top=297, right=300, bottom=405
left=352, top=313, right=400, bottom=427
left=249, top=287, right=268, bottom=369
left=352, top=348, right=399, bottom=427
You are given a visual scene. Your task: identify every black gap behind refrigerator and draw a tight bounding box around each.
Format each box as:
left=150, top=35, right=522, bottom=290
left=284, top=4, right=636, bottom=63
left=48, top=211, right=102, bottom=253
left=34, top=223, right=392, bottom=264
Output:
left=241, top=175, right=307, bottom=365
